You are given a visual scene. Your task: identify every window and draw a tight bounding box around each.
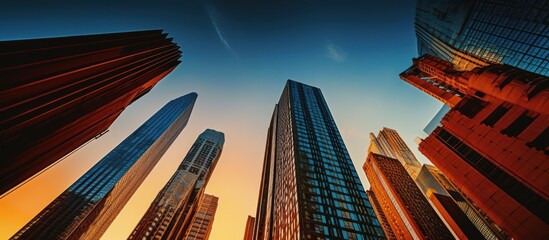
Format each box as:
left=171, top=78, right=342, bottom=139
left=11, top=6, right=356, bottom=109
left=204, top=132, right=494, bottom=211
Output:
left=501, top=111, right=537, bottom=137
left=482, top=104, right=511, bottom=126
left=527, top=127, right=549, bottom=153
left=457, top=97, right=487, bottom=118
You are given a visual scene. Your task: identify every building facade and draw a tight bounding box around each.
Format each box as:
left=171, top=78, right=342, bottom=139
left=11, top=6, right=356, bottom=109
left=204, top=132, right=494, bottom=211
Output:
left=184, top=194, right=219, bottom=240
left=243, top=216, right=255, bottom=240
left=129, top=129, right=224, bottom=239
left=416, top=165, right=505, bottom=239
left=12, top=93, right=197, bottom=240
left=0, top=30, right=182, bottom=197
left=363, top=153, right=454, bottom=239
left=401, top=54, right=548, bottom=239
left=367, top=128, right=423, bottom=178
left=415, top=0, right=548, bottom=76
left=253, top=80, right=385, bottom=240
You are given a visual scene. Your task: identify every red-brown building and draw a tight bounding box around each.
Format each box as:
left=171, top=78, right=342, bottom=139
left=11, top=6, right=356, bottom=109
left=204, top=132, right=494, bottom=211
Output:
left=243, top=215, right=255, bottom=240
left=0, top=30, right=181, bottom=197
left=400, top=54, right=549, bottom=239
left=363, top=152, right=454, bottom=239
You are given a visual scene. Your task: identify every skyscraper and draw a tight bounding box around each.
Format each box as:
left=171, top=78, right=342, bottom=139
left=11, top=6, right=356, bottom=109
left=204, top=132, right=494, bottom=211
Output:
left=364, top=153, right=454, bottom=239
left=415, top=0, right=548, bottom=76
left=400, top=54, right=548, bottom=239
left=243, top=216, right=255, bottom=240
left=415, top=164, right=505, bottom=239
left=184, top=194, right=219, bottom=240
left=129, top=129, right=224, bottom=239
left=12, top=93, right=197, bottom=240
left=367, top=127, right=422, bottom=178
left=1, top=30, right=182, bottom=197
left=253, top=80, right=385, bottom=240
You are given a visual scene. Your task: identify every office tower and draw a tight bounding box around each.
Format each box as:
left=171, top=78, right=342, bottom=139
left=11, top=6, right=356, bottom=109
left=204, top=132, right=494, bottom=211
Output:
left=12, top=93, right=197, bottom=240
left=416, top=164, right=505, bottom=239
left=400, top=54, right=548, bottom=239
left=129, top=129, right=224, bottom=239
left=415, top=0, right=548, bottom=76
left=1, top=30, right=182, bottom=197
left=364, top=153, right=454, bottom=239
left=184, top=194, right=219, bottom=240
left=367, top=127, right=423, bottom=178
left=243, top=216, right=255, bottom=240
left=253, top=80, right=385, bottom=240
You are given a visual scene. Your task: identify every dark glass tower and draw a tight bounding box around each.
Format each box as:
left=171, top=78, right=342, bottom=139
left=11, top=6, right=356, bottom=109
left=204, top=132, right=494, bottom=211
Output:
left=12, top=93, right=197, bottom=240
left=415, top=0, right=548, bottom=76
left=0, top=30, right=182, bottom=197
left=253, top=80, right=385, bottom=240
left=129, top=129, right=224, bottom=239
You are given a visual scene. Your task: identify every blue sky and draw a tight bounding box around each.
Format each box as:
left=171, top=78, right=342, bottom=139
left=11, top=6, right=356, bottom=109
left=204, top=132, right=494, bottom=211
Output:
left=1, top=1, right=444, bottom=239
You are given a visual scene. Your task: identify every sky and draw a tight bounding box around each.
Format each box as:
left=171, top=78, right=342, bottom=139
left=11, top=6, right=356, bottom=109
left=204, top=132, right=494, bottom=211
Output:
left=0, top=1, right=444, bottom=239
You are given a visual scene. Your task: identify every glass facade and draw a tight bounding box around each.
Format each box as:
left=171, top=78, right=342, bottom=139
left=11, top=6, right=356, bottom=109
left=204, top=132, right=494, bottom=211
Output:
left=416, top=0, right=548, bottom=76
left=12, top=93, right=197, bottom=240
left=129, top=129, right=224, bottom=240
left=254, top=80, right=385, bottom=240
left=367, top=128, right=422, bottom=178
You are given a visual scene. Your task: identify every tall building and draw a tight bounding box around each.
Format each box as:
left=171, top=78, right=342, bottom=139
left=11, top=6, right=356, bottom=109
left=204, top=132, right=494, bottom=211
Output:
left=243, top=216, right=255, bottom=240
left=253, top=80, right=385, bottom=240
left=363, top=153, right=454, bottom=239
left=0, top=30, right=182, bottom=197
left=400, top=54, right=548, bottom=239
left=184, top=194, right=219, bottom=240
left=129, top=129, right=224, bottom=239
left=367, top=127, right=422, bottom=178
left=416, top=164, right=505, bottom=239
left=12, top=93, right=197, bottom=240
left=415, top=0, right=548, bottom=76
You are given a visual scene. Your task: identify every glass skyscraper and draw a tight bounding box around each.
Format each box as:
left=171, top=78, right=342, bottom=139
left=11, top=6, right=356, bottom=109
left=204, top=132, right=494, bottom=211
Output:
left=129, top=129, right=224, bottom=239
left=253, top=80, right=384, bottom=240
left=12, top=92, right=197, bottom=240
left=416, top=0, right=548, bottom=76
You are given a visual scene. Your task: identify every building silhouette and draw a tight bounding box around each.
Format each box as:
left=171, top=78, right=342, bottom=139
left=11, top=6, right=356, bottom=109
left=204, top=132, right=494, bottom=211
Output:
left=185, top=194, right=219, bottom=240
left=0, top=30, right=182, bottom=197
left=364, top=153, right=454, bottom=239
left=415, top=0, right=548, bottom=76
left=368, top=127, right=422, bottom=178
left=400, top=54, right=548, bottom=239
left=243, top=216, right=255, bottom=240
left=253, top=80, right=385, bottom=240
left=12, top=93, right=197, bottom=240
left=129, top=129, right=224, bottom=239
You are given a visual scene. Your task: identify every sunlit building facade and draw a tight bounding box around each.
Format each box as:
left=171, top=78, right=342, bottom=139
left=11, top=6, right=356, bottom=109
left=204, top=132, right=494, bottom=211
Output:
left=367, top=127, right=422, bottom=178
left=416, top=0, right=548, bottom=76
left=364, top=153, right=454, bottom=239
left=0, top=30, right=182, bottom=197
left=184, top=194, right=219, bottom=240
left=129, top=129, right=224, bottom=239
left=400, top=54, right=549, bottom=239
left=416, top=164, right=505, bottom=239
left=12, top=93, right=197, bottom=240
left=253, top=80, right=385, bottom=240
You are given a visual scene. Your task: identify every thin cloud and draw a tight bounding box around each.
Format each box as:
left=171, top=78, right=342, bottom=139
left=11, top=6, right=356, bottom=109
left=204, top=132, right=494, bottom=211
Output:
left=206, top=5, right=238, bottom=58
left=326, top=43, right=346, bottom=62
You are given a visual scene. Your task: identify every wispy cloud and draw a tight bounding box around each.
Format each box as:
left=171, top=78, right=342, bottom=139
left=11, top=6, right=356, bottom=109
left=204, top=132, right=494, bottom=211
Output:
left=206, top=5, right=238, bottom=58
left=325, top=43, right=346, bottom=62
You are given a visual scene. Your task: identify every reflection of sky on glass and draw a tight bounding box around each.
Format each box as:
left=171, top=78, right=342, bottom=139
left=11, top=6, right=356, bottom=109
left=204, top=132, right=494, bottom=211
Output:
left=0, top=1, right=442, bottom=239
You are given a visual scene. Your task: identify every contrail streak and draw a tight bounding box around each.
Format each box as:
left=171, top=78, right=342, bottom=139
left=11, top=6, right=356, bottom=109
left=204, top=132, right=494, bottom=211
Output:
left=206, top=5, right=237, bottom=57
